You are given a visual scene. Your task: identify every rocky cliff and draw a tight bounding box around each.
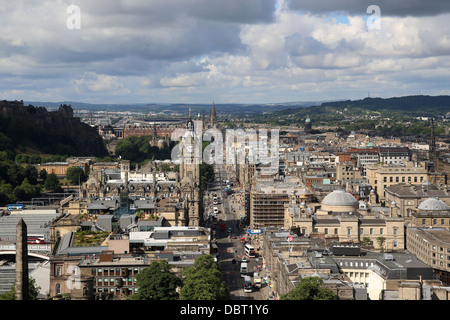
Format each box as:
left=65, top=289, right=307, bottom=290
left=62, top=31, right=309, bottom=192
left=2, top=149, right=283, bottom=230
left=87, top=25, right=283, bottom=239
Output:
left=0, top=100, right=108, bottom=157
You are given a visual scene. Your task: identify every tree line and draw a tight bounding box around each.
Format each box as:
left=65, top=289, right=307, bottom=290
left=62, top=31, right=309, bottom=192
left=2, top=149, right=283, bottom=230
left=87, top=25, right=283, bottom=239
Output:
left=0, top=151, right=87, bottom=206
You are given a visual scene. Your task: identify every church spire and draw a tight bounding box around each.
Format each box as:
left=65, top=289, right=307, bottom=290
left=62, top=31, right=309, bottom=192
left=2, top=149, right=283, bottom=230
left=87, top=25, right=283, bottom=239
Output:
left=210, top=101, right=216, bottom=127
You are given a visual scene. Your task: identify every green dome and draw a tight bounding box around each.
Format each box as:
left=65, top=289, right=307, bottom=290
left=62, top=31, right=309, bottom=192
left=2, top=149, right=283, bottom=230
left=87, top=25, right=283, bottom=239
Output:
left=367, top=142, right=374, bottom=147
left=305, top=118, right=311, bottom=123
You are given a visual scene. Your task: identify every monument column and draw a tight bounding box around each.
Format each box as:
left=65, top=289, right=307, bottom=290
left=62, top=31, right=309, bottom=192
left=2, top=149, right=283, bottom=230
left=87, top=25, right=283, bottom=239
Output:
left=15, top=218, right=29, bottom=300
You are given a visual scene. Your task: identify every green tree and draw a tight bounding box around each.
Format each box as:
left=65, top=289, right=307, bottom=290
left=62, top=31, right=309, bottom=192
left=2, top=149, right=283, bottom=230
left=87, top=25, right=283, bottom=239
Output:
left=377, top=237, right=386, bottom=252
left=160, top=163, right=171, bottom=172
left=38, top=169, right=48, bottom=181
left=0, top=183, right=14, bottom=203
left=18, top=178, right=40, bottom=201
left=360, top=237, right=372, bottom=248
left=0, top=277, right=41, bottom=300
left=23, top=165, right=38, bottom=185
left=132, top=260, right=182, bottom=300
left=280, top=276, right=338, bottom=300
left=199, top=163, right=214, bottom=191
left=180, top=255, right=230, bottom=300
left=43, top=173, right=62, bottom=192
left=65, top=166, right=86, bottom=185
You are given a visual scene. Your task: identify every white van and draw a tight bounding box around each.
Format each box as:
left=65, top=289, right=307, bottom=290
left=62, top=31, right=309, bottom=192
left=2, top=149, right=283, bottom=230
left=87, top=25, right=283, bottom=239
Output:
left=240, top=262, right=248, bottom=277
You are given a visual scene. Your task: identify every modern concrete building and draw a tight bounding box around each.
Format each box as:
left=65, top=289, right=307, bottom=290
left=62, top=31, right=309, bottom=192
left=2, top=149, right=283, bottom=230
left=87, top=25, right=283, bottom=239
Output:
left=250, top=179, right=313, bottom=228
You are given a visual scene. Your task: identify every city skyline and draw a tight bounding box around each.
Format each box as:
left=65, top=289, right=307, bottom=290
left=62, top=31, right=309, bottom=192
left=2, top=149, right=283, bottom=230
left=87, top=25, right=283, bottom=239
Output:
left=1, top=1, right=450, bottom=104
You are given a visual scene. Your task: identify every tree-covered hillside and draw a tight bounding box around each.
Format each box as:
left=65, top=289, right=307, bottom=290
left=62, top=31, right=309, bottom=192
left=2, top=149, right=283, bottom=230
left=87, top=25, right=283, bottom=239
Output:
left=254, top=95, right=450, bottom=127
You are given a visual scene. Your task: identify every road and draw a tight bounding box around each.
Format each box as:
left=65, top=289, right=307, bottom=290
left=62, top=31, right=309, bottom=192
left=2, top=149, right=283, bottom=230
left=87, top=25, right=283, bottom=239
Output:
left=205, top=163, right=265, bottom=300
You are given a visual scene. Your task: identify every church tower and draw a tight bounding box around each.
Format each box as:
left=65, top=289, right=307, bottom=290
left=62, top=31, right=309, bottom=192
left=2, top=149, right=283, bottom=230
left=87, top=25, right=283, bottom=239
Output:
left=180, top=110, right=200, bottom=185
left=178, top=110, right=202, bottom=226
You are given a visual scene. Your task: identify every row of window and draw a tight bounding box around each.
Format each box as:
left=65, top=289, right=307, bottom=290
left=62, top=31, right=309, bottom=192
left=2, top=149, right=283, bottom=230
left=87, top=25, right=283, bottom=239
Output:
left=91, top=267, right=143, bottom=276
left=383, top=176, right=424, bottom=183
left=318, top=227, right=397, bottom=236
left=421, top=218, right=448, bottom=226
left=95, top=287, right=138, bottom=294
left=95, top=277, right=136, bottom=287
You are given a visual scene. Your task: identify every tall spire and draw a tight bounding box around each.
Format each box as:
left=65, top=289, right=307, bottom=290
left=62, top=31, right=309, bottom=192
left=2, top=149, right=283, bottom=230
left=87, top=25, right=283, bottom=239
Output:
left=186, top=106, right=194, bottom=131
left=210, top=101, right=216, bottom=127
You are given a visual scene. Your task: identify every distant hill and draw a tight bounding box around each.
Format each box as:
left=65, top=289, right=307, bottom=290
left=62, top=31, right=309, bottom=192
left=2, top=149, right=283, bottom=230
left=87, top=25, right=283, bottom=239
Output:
left=0, top=100, right=108, bottom=157
left=254, top=95, right=450, bottom=125
left=25, top=100, right=326, bottom=115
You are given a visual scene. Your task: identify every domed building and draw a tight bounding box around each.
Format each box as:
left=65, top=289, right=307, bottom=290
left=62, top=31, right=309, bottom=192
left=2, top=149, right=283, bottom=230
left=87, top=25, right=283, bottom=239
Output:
left=318, top=189, right=358, bottom=215
left=304, top=117, right=312, bottom=132
left=285, top=188, right=405, bottom=252
left=417, top=197, right=450, bottom=212
left=412, top=197, right=450, bottom=230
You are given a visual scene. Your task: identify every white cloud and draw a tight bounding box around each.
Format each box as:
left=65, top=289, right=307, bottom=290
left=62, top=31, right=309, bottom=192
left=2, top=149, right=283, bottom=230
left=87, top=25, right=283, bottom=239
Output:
left=0, top=0, right=449, bottom=104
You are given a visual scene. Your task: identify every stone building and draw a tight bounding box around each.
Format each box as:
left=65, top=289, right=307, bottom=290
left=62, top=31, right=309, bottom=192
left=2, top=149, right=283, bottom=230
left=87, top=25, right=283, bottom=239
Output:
left=384, top=182, right=450, bottom=222
left=366, top=161, right=429, bottom=204
left=285, top=189, right=405, bottom=252
left=410, top=197, right=450, bottom=231
left=81, top=116, right=202, bottom=227
left=406, top=226, right=450, bottom=285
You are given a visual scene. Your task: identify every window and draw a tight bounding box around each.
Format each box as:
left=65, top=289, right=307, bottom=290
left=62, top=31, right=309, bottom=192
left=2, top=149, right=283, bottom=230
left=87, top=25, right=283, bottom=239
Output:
left=393, top=228, right=398, bottom=236
left=334, top=228, right=338, bottom=235
left=347, top=228, right=352, bottom=236
left=370, top=228, right=374, bottom=235
left=380, top=228, right=384, bottom=235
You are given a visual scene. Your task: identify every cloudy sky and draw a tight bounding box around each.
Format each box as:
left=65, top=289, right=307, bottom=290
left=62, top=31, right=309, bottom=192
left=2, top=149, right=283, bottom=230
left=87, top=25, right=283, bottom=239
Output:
left=1, top=0, right=450, bottom=104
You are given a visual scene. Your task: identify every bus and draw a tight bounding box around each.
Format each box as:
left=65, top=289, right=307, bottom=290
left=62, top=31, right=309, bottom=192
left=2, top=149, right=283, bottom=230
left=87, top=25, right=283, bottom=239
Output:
left=7, top=204, right=24, bottom=211
left=28, top=234, right=45, bottom=242
left=27, top=238, right=45, bottom=244
left=244, top=244, right=255, bottom=258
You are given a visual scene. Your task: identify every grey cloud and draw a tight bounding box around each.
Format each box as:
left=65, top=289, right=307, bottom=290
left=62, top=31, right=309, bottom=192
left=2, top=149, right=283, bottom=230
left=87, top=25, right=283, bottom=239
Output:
left=286, top=0, right=450, bottom=17
left=79, top=0, right=276, bottom=26
left=285, top=33, right=329, bottom=56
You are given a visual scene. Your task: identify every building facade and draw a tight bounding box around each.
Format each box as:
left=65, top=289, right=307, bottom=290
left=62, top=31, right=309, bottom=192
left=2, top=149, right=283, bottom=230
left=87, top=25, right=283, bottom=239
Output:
left=366, top=161, right=429, bottom=204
